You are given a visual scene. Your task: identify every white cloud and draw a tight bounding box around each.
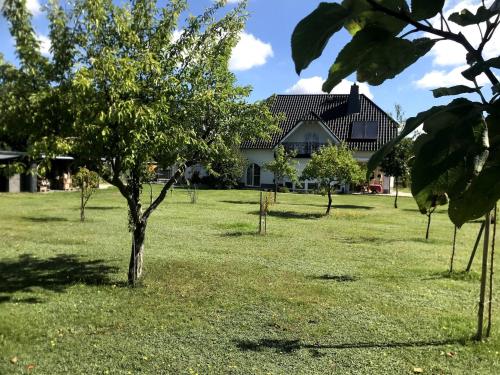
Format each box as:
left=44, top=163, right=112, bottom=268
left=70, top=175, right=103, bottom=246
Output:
left=37, top=34, right=51, bottom=56
left=426, top=0, right=498, bottom=66
left=26, top=0, right=42, bottom=17
left=414, top=65, right=491, bottom=89
left=285, top=76, right=374, bottom=99
left=229, top=32, right=273, bottom=71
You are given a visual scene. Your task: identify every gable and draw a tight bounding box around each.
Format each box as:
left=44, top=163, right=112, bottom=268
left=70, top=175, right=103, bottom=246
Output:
left=280, top=121, right=339, bottom=145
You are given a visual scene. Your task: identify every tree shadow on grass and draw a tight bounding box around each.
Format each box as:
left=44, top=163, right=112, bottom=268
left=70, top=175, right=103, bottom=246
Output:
left=220, top=200, right=259, bottom=205
left=424, top=270, right=480, bottom=282
left=23, top=216, right=69, bottom=222
left=235, top=337, right=467, bottom=354
left=222, top=231, right=259, bottom=237
left=0, top=253, right=119, bottom=304
left=249, top=210, right=324, bottom=220
left=309, top=274, right=358, bottom=282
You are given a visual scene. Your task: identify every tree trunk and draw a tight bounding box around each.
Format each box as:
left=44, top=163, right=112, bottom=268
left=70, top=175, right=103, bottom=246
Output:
left=274, top=180, right=277, bottom=203
left=487, top=204, right=497, bottom=337
left=128, top=221, right=146, bottom=286
left=425, top=213, right=432, bottom=240
left=149, top=183, right=153, bottom=205
left=394, top=177, right=399, bottom=209
left=80, top=186, right=85, bottom=222
left=259, top=191, right=263, bottom=235
left=466, top=221, right=485, bottom=272
left=450, top=226, right=457, bottom=273
left=476, top=211, right=491, bottom=341
left=325, top=187, right=332, bottom=215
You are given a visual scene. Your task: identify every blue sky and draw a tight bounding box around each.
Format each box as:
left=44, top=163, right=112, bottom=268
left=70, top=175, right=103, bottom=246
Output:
left=0, top=0, right=498, bottom=121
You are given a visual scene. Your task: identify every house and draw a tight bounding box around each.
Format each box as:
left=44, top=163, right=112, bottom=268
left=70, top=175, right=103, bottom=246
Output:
left=239, top=84, right=399, bottom=193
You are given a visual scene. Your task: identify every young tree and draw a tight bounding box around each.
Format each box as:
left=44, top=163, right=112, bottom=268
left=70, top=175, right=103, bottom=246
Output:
left=74, top=167, right=100, bottom=222
left=301, top=143, right=362, bottom=215
left=203, top=145, right=247, bottom=189
left=291, top=0, right=499, bottom=340
left=263, top=145, right=299, bottom=202
left=1, top=0, right=277, bottom=285
left=380, top=137, right=413, bottom=208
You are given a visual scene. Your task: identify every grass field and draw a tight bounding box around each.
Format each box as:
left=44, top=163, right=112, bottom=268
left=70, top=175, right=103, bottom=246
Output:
left=0, top=188, right=499, bottom=374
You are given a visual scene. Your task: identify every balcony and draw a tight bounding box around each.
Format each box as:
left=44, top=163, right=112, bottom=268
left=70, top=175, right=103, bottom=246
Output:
left=282, top=142, right=326, bottom=157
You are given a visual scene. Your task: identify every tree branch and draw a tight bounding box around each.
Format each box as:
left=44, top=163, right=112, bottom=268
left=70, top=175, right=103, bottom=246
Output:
left=365, top=0, right=499, bottom=86
left=142, top=163, right=189, bottom=222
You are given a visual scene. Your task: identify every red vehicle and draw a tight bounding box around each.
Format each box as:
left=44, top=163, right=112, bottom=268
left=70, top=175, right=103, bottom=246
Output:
left=369, top=184, right=383, bottom=194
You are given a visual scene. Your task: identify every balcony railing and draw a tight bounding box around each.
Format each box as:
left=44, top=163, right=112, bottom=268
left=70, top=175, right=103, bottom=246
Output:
left=282, top=142, right=326, bottom=157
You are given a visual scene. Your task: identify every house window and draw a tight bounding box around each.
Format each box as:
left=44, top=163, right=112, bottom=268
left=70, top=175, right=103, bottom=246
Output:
left=351, top=121, right=378, bottom=140
left=246, top=163, right=261, bottom=187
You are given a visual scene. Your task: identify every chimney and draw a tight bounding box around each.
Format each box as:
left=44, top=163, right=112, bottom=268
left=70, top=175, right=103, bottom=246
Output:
left=347, top=83, right=360, bottom=115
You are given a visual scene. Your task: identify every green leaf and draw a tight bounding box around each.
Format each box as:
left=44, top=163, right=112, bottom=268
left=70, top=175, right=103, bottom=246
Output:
left=410, top=101, right=488, bottom=214
left=342, top=0, right=408, bottom=36
left=323, top=26, right=434, bottom=91
left=448, top=102, right=500, bottom=226
left=367, top=98, right=481, bottom=179
left=432, top=85, right=478, bottom=98
left=411, top=0, right=445, bottom=21
left=448, top=6, right=496, bottom=26
left=291, top=3, right=350, bottom=75
left=462, top=56, right=500, bottom=81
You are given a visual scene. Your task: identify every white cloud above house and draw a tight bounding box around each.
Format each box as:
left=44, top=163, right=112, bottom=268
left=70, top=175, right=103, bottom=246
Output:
left=414, top=65, right=491, bottom=89
left=285, top=76, right=374, bottom=99
left=37, top=34, right=51, bottom=56
left=229, top=32, right=273, bottom=71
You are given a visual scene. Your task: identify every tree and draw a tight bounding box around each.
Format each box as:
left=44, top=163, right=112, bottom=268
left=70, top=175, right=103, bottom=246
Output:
left=203, top=145, right=247, bottom=189
left=1, top=0, right=278, bottom=285
left=301, top=143, right=362, bottom=215
left=263, top=145, right=299, bottom=202
left=380, top=137, right=413, bottom=208
left=74, top=167, right=100, bottom=222
left=291, top=0, right=499, bottom=340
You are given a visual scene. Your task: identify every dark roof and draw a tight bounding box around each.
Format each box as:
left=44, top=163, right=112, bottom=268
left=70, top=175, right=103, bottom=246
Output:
left=242, top=94, right=399, bottom=152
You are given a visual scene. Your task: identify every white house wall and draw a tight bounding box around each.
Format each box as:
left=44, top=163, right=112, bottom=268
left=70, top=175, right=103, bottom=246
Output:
left=241, top=149, right=275, bottom=185
left=352, top=150, right=373, bottom=163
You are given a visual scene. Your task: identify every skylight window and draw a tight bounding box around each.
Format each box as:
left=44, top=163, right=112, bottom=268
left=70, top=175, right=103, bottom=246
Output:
left=351, top=121, right=378, bottom=140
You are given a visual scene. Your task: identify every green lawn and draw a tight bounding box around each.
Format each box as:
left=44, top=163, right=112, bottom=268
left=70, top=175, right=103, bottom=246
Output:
left=0, top=188, right=499, bottom=374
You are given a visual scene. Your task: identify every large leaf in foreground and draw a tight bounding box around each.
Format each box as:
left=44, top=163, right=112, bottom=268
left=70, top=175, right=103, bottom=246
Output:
left=411, top=0, right=445, bottom=21
left=367, top=99, right=477, bottom=179
left=323, top=27, right=434, bottom=92
left=411, top=101, right=488, bottom=213
left=448, top=6, right=497, bottom=26
left=462, top=56, right=500, bottom=81
left=432, top=85, right=477, bottom=98
left=342, top=0, right=408, bottom=35
left=291, top=3, right=349, bottom=74
left=449, top=103, right=500, bottom=226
